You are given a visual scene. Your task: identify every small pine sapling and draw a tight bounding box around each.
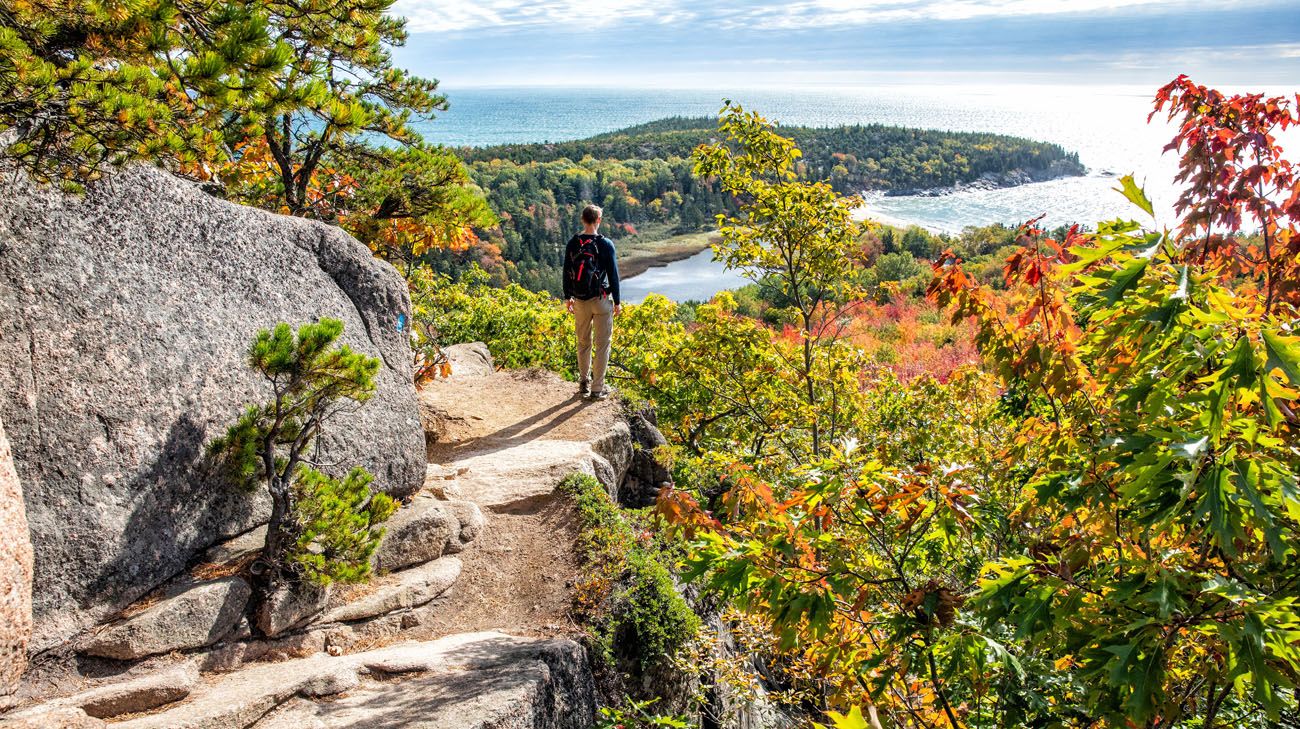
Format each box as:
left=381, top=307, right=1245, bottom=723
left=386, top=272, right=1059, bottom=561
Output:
left=209, top=318, right=397, bottom=594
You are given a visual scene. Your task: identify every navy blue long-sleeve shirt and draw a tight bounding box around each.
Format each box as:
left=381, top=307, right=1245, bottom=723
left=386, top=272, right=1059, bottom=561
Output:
left=562, top=234, right=621, bottom=305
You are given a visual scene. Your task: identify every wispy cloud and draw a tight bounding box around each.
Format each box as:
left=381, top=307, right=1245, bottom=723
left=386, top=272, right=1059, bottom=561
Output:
left=711, top=0, right=1272, bottom=29
left=1058, top=42, right=1300, bottom=71
left=392, top=0, right=1300, bottom=88
left=394, top=0, right=693, bottom=33
left=395, top=0, right=1267, bottom=33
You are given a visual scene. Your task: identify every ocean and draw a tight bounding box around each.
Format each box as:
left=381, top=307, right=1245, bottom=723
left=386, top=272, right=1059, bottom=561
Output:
left=411, top=83, right=1295, bottom=300
left=413, top=84, right=1203, bottom=232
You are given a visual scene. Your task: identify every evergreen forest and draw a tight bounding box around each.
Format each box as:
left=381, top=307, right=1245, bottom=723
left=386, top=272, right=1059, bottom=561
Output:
left=444, top=118, right=1084, bottom=292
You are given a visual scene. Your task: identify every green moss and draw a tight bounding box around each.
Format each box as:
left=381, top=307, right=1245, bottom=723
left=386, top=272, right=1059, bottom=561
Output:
left=560, top=473, right=700, bottom=672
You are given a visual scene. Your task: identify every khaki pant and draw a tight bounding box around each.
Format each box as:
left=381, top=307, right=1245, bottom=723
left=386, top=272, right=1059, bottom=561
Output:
left=573, top=296, right=614, bottom=393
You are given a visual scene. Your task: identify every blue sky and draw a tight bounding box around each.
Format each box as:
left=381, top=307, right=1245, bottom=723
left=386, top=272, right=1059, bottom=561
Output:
left=390, top=0, right=1300, bottom=89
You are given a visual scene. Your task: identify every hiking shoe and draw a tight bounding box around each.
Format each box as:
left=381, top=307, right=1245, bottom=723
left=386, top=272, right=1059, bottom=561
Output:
left=589, top=390, right=609, bottom=400
left=578, top=379, right=590, bottom=396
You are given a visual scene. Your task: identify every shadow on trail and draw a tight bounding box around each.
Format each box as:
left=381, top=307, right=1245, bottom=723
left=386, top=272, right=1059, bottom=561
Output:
left=427, top=396, right=587, bottom=463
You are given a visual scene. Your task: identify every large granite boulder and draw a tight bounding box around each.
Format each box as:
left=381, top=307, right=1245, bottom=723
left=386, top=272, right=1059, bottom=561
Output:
left=0, top=165, right=424, bottom=652
left=0, top=417, right=33, bottom=699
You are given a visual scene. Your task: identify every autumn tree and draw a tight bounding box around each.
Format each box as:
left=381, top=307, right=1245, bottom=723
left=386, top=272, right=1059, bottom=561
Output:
left=1151, top=74, right=1300, bottom=311
left=693, top=102, right=868, bottom=460
left=208, top=319, right=396, bottom=597
left=928, top=80, right=1300, bottom=727
left=659, top=368, right=1025, bottom=729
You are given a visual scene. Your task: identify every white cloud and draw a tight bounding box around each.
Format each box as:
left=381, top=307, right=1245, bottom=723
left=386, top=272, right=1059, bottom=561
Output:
left=396, top=0, right=1269, bottom=34
left=1059, top=42, right=1300, bottom=72
left=393, top=0, right=1290, bottom=57
left=394, top=0, right=693, bottom=33
left=719, top=0, right=1260, bottom=29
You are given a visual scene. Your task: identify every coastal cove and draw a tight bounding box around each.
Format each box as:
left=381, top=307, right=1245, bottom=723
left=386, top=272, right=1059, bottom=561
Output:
left=419, top=83, right=1221, bottom=231
left=617, top=171, right=1116, bottom=304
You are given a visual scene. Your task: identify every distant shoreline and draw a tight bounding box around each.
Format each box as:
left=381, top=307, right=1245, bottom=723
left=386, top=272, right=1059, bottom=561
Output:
left=617, top=166, right=1089, bottom=279
left=881, top=162, right=1087, bottom=198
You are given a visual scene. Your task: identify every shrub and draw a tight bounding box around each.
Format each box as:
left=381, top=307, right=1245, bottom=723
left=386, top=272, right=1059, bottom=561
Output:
left=597, top=698, right=691, bottom=729
left=560, top=473, right=699, bottom=673
left=872, top=251, right=925, bottom=283
left=901, top=225, right=939, bottom=259
left=410, top=265, right=574, bottom=374
left=843, top=297, right=978, bottom=382
left=208, top=319, right=396, bottom=596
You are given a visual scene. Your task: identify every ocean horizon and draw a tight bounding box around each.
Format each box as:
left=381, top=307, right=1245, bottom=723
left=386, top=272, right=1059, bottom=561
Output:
left=414, top=83, right=1204, bottom=234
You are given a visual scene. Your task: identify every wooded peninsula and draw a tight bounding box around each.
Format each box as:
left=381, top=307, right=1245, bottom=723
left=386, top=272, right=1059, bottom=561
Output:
left=441, top=117, right=1085, bottom=292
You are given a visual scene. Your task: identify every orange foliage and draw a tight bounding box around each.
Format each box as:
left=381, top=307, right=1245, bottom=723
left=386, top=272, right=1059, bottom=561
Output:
left=218, top=138, right=479, bottom=263
left=840, top=297, right=979, bottom=382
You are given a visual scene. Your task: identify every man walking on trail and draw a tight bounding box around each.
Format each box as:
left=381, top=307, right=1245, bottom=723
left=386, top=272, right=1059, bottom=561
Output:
left=563, top=204, right=621, bottom=400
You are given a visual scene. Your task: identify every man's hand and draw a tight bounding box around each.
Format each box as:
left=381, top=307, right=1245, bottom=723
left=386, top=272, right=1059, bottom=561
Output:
left=614, top=303, right=623, bottom=316
left=566, top=298, right=575, bottom=313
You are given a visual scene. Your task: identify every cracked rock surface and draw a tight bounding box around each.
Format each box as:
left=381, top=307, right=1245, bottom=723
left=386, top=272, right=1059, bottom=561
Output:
left=0, top=164, right=423, bottom=651
left=110, top=632, right=594, bottom=729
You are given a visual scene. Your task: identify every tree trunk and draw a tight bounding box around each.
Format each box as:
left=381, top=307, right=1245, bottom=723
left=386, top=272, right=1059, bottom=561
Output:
left=802, top=313, right=819, bottom=458
left=250, top=475, right=291, bottom=634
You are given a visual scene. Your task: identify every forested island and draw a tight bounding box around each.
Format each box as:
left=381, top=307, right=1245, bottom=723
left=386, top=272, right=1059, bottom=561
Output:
left=438, top=118, right=1085, bottom=292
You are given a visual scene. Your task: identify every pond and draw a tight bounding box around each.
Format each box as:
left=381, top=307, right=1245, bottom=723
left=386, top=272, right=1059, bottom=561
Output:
left=619, top=248, right=751, bottom=304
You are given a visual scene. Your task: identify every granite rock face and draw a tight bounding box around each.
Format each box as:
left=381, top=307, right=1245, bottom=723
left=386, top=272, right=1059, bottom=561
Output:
left=107, top=632, right=595, bottom=729
left=82, top=577, right=251, bottom=660
left=0, top=165, right=424, bottom=652
left=0, top=417, right=33, bottom=698
left=618, top=408, right=673, bottom=509
left=7, top=663, right=201, bottom=720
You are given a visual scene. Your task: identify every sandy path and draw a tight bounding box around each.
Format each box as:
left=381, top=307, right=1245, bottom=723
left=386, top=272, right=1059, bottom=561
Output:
left=408, top=367, right=624, bottom=640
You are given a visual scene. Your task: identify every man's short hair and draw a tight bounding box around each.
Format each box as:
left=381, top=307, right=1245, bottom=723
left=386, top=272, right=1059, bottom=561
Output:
left=581, top=204, right=603, bottom=225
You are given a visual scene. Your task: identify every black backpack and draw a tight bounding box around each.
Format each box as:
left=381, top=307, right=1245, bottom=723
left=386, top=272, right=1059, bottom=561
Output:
left=567, top=235, right=607, bottom=299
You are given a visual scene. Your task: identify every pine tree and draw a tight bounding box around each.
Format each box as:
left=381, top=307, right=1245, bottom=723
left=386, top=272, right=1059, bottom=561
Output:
left=213, top=0, right=494, bottom=234
left=0, top=0, right=284, bottom=188
left=208, top=318, right=396, bottom=592
left=1, top=0, right=493, bottom=258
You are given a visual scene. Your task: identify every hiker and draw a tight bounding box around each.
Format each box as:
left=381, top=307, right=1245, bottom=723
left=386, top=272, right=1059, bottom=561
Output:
left=563, top=204, right=621, bottom=400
